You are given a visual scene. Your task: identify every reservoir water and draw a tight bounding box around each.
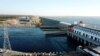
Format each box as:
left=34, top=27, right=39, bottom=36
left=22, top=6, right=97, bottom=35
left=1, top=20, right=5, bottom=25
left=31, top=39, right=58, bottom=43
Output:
left=47, top=16, right=100, bottom=28
left=0, top=26, right=79, bottom=52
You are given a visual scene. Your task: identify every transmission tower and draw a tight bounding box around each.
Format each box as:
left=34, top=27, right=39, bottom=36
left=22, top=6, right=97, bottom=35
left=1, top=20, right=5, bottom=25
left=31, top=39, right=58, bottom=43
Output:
left=3, top=22, right=12, bottom=51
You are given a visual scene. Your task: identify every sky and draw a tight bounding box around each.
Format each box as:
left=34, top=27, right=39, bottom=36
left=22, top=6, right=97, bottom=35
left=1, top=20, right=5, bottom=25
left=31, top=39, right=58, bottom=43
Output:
left=0, top=0, right=100, bottom=16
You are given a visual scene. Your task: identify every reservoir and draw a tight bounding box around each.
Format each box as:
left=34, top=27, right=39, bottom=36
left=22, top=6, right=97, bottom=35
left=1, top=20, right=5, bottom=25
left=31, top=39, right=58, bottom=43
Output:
left=0, top=26, right=79, bottom=52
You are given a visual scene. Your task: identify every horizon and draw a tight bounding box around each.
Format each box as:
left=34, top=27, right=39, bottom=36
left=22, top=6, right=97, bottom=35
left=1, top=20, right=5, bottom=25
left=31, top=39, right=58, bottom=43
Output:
left=1, top=14, right=100, bottom=17
left=0, top=0, right=100, bottom=16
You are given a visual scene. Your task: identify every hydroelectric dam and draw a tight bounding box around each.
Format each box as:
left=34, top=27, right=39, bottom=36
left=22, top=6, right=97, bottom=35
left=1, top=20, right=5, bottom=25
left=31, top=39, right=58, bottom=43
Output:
left=0, top=16, right=100, bottom=56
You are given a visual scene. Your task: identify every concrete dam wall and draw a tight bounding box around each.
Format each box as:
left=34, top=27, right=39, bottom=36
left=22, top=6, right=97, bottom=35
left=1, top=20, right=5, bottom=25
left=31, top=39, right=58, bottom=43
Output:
left=40, top=17, right=60, bottom=26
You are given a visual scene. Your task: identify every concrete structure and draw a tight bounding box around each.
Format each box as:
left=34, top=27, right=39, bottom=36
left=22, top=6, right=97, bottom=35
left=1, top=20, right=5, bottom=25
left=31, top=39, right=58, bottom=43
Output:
left=40, top=17, right=60, bottom=26
left=72, top=25, right=100, bottom=46
left=0, top=49, right=57, bottom=56
left=77, top=46, right=100, bottom=56
left=18, top=17, right=32, bottom=26
left=66, top=24, right=100, bottom=46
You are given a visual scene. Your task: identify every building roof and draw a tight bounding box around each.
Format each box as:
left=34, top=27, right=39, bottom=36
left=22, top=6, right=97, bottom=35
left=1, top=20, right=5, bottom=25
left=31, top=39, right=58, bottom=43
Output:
left=74, top=25, right=100, bottom=32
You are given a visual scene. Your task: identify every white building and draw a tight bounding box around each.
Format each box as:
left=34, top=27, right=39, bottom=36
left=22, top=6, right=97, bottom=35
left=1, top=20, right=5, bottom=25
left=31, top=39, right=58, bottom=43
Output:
left=73, top=25, right=100, bottom=45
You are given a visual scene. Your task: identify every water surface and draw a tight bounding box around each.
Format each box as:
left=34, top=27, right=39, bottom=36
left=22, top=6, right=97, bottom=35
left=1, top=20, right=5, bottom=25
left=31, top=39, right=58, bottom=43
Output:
left=0, top=27, right=79, bottom=52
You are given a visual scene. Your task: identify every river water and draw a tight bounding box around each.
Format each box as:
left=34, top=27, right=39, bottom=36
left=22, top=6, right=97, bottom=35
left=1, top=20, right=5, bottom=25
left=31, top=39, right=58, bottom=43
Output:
left=0, top=26, right=79, bottom=52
